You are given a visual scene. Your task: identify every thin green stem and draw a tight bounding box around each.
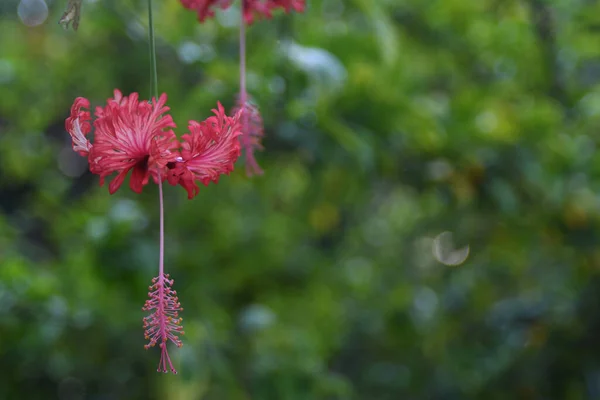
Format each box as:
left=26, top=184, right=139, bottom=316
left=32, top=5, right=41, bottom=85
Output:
left=147, top=0, right=159, bottom=100
left=240, top=4, right=247, bottom=106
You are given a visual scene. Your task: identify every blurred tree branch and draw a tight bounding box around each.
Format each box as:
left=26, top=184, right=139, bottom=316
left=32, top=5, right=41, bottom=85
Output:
left=527, top=0, right=571, bottom=110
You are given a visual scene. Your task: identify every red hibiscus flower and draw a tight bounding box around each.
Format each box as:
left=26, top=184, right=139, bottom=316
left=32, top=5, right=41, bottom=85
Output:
left=66, top=90, right=241, bottom=199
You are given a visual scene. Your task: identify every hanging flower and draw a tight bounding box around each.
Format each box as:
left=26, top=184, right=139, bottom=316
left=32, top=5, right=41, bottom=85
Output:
left=65, top=91, right=242, bottom=198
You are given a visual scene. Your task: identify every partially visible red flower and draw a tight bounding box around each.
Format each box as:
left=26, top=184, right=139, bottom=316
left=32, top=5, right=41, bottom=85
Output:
left=65, top=97, right=92, bottom=157
left=232, top=98, right=264, bottom=176
left=89, top=90, right=179, bottom=194
left=241, top=0, right=305, bottom=24
left=241, top=0, right=273, bottom=24
left=179, top=0, right=305, bottom=24
left=179, top=0, right=231, bottom=22
left=168, top=102, right=242, bottom=199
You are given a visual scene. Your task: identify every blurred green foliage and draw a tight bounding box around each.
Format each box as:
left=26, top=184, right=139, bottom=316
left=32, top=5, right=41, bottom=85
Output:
left=2, top=0, right=600, bottom=398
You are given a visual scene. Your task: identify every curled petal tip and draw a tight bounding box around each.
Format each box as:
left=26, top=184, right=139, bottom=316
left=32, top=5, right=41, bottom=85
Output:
left=66, top=96, right=92, bottom=157
left=112, top=89, right=123, bottom=103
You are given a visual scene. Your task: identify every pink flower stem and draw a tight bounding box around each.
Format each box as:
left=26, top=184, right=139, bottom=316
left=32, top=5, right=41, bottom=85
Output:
left=157, top=170, right=165, bottom=289
left=156, top=170, right=177, bottom=373
left=157, top=170, right=170, bottom=369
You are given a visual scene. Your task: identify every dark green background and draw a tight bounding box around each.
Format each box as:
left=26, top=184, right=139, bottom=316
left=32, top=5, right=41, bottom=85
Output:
left=2, top=0, right=600, bottom=398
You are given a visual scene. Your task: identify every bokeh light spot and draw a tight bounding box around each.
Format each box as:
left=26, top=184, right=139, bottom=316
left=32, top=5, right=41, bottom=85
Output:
left=18, top=0, right=48, bottom=27
left=432, top=231, right=470, bottom=266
